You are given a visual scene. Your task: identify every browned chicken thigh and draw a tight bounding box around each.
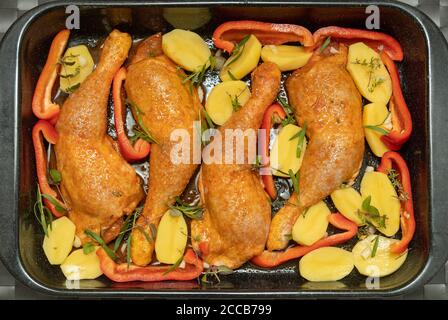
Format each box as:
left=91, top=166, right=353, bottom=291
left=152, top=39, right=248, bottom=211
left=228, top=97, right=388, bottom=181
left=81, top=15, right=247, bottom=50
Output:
left=55, top=30, right=144, bottom=243
left=191, top=63, right=281, bottom=269
left=125, top=34, right=202, bottom=266
left=267, top=46, right=364, bottom=251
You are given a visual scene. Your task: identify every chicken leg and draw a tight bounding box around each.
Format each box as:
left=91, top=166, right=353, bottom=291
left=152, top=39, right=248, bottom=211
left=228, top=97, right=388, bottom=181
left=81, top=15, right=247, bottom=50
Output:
left=55, top=30, right=144, bottom=243
left=267, top=46, right=364, bottom=251
left=125, top=34, right=202, bottom=266
left=191, top=62, right=281, bottom=269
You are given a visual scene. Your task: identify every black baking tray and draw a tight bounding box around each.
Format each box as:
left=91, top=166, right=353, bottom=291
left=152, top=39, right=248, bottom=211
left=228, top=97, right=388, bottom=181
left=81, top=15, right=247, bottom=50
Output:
left=0, top=0, right=447, bottom=298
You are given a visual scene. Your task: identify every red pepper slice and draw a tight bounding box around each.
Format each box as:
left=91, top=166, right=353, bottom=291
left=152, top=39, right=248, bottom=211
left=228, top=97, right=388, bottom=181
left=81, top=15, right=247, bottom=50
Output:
left=97, top=248, right=204, bottom=282
left=32, top=120, right=66, bottom=217
left=259, top=103, right=287, bottom=199
left=313, top=26, right=403, bottom=61
left=112, top=67, right=151, bottom=162
left=251, top=213, right=357, bottom=268
left=213, top=20, right=314, bottom=53
left=377, top=151, right=415, bottom=254
left=379, top=52, right=412, bottom=150
left=32, top=29, right=70, bottom=120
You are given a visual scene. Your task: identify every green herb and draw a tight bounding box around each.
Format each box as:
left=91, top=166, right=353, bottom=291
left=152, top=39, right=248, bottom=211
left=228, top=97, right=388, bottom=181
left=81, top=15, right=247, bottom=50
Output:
left=85, top=229, right=118, bottom=261
left=277, top=96, right=296, bottom=127
left=351, top=57, right=384, bottom=93
left=182, top=55, right=215, bottom=93
left=387, top=168, right=409, bottom=202
left=289, top=121, right=307, bottom=158
left=83, top=242, right=95, bottom=255
left=371, top=235, right=380, bottom=258
left=229, top=94, right=241, bottom=112
left=163, top=254, right=184, bottom=275
left=65, top=83, right=80, bottom=93
left=363, top=125, right=389, bottom=135
left=320, top=36, right=331, bottom=53
left=203, top=110, right=215, bottom=129
left=225, top=35, right=250, bottom=67
left=33, top=185, right=53, bottom=237
left=49, top=169, right=62, bottom=184
left=127, top=100, right=158, bottom=144
left=227, top=70, right=237, bottom=81
left=201, top=265, right=234, bottom=284
left=288, top=169, right=300, bottom=199
left=41, top=193, right=66, bottom=213
left=168, top=196, right=204, bottom=220
left=358, top=195, right=387, bottom=229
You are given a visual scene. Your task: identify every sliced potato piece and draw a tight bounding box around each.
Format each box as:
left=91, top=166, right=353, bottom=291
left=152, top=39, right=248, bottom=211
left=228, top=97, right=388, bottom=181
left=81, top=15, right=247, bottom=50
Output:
left=60, top=45, right=94, bottom=93
left=299, top=247, right=354, bottom=282
left=42, top=216, right=76, bottom=265
left=270, top=124, right=307, bottom=177
left=205, top=80, right=250, bottom=125
left=331, top=187, right=364, bottom=226
left=261, top=45, right=312, bottom=71
left=155, top=209, right=188, bottom=264
left=220, top=35, right=262, bottom=81
left=360, top=171, right=400, bottom=236
left=292, top=201, right=330, bottom=246
left=352, top=235, right=407, bottom=277
left=363, top=102, right=390, bottom=157
left=162, top=29, right=211, bottom=72
left=60, top=247, right=103, bottom=280
left=162, top=8, right=211, bottom=30
left=347, top=42, right=392, bottom=104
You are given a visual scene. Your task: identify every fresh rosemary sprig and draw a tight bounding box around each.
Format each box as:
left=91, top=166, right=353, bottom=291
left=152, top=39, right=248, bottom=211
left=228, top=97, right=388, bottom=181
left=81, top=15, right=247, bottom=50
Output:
left=288, top=169, right=300, bottom=199
left=182, top=55, right=216, bottom=93
left=277, top=96, right=296, bottom=127
left=85, top=229, right=118, bottom=261
left=363, top=112, right=391, bottom=135
left=126, top=100, right=158, bottom=144
left=387, top=168, right=409, bottom=202
left=320, top=36, right=331, bottom=53
left=371, top=235, right=380, bottom=258
left=225, top=35, right=251, bottom=67
left=168, top=196, right=204, bottom=220
left=163, top=254, right=184, bottom=275
left=201, top=265, right=234, bottom=284
left=33, top=185, right=53, bottom=237
left=289, top=121, right=307, bottom=158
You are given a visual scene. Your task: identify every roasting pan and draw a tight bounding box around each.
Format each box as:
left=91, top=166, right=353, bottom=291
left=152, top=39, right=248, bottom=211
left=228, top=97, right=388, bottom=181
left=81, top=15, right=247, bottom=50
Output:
left=0, top=0, right=447, bottom=298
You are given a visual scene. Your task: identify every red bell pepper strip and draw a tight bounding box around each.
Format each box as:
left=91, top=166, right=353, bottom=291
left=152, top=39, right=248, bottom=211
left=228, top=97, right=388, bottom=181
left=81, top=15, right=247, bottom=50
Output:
left=313, top=26, right=403, bottom=61
left=213, top=20, right=314, bottom=53
left=97, top=248, right=204, bottom=282
left=112, top=67, right=151, bottom=162
left=251, top=213, right=357, bottom=268
left=259, top=103, right=287, bottom=199
left=379, top=52, right=412, bottom=150
left=32, top=29, right=70, bottom=120
left=377, top=151, right=415, bottom=254
left=32, top=120, right=66, bottom=217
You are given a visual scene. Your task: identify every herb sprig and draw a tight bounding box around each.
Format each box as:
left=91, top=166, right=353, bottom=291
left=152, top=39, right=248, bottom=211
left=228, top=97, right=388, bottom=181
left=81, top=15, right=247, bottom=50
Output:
left=289, top=121, right=307, bottom=158
left=201, top=265, right=234, bottom=284
left=351, top=57, right=385, bottom=93
left=277, top=96, right=297, bottom=127
left=387, top=169, right=410, bottom=202
left=225, top=35, right=250, bottom=67
left=358, top=195, right=387, bottom=229
left=127, top=100, right=158, bottom=144
left=181, top=55, right=216, bottom=93
left=33, top=186, right=54, bottom=237
left=169, top=196, right=204, bottom=220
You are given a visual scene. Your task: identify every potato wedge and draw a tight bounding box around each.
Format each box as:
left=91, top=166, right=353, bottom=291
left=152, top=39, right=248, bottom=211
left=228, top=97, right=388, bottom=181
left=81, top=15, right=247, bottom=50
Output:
left=60, top=247, right=103, bottom=280
left=331, top=187, right=364, bottom=226
left=299, top=247, right=354, bottom=282
left=270, top=124, right=307, bottom=177
left=352, top=235, right=407, bottom=277
left=363, top=102, right=390, bottom=157
left=205, top=80, right=250, bottom=125
left=60, top=45, right=94, bottom=93
left=347, top=42, right=392, bottom=104
left=220, top=35, right=262, bottom=81
left=360, top=171, right=400, bottom=237
left=261, top=45, right=312, bottom=71
left=42, top=216, right=76, bottom=265
left=155, top=209, right=188, bottom=264
left=162, top=29, right=211, bottom=72
left=162, top=8, right=211, bottom=30
left=292, top=201, right=330, bottom=246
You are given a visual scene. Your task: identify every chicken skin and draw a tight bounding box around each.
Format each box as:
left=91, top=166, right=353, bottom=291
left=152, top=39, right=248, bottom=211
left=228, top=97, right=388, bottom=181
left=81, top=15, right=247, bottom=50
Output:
left=125, top=34, right=202, bottom=266
left=55, top=30, right=144, bottom=243
left=191, top=63, right=281, bottom=269
left=267, top=46, right=364, bottom=251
